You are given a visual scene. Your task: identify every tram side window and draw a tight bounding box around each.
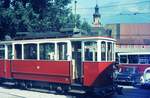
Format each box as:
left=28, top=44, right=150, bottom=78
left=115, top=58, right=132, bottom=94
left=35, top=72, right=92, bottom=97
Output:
left=120, top=55, right=127, bottom=63
left=15, top=44, right=22, bottom=59
left=148, top=55, right=150, bottom=64
left=107, top=42, right=112, bottom=61
left=24, top=44, right=37, bottom=59
left=0, top=45, right=5, bottom=59
left=8, top=45, right=12, bottom=59
left=84, top=41, right=97, bottom=61
left=101, top=41, right=106, bottom=61
left=139, top=55, right=150, bottom=64
left=40, top=43, right=55, bottom=60
left=128, top=55, right=138, bottom=64
left=57, top=43, right=67, bottom=60
left=0, top=50, right=5, bottom=59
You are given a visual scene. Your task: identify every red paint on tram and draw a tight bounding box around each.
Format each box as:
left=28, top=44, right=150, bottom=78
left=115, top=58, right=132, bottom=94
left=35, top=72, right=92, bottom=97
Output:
left=83, top=62, right=113, bottom=87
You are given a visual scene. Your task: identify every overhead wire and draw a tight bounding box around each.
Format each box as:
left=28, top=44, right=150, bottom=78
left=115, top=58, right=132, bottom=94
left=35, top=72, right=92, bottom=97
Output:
left=73, top=0, right=150, bottom=23
left=73, top=0, right=150, bottom=10
left=77, top=12, right=150, bottom=17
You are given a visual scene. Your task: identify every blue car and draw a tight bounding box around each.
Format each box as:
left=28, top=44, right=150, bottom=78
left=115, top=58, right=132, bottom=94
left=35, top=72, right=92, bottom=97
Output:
left=115, top=66, right=141, bottom=85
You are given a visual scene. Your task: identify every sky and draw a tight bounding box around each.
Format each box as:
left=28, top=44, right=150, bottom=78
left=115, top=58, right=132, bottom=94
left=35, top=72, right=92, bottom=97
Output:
left=70, top=0, right=150, bottom=25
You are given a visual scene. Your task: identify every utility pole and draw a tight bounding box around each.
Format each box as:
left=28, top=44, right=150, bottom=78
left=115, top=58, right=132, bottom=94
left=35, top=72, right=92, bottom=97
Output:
left=74, top=0, right=77, bottom=31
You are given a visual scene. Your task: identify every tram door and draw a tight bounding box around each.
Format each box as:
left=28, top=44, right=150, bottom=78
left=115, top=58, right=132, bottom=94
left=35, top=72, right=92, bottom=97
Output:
left=72, top=41, right=82, bottom=83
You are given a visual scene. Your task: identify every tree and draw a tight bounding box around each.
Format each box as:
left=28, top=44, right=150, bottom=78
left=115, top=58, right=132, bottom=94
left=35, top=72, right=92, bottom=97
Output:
left=1, top=0, right=10, bottom=8
left=0, top=0, right=31, bottom=39
left=0, top=0, right=83, bottom=40
left=81, top=19, right=91, bottom=32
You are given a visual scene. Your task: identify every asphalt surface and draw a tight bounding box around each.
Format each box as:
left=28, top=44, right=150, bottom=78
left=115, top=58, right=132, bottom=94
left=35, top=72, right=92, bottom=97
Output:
left=0, top=85, right=150, bottom=98
left=112, top=86, right=150, bottom=98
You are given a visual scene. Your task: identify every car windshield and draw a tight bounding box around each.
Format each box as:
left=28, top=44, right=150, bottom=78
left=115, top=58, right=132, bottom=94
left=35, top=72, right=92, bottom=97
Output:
left=121, top=67, right=135, bottom=74
left=146, top=70, right=150, bottom=73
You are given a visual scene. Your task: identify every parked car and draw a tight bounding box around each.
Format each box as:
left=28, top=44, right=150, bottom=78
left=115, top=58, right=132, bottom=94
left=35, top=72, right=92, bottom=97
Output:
left=115, top=66, right=140, bottom=85
left=140, top=67, right=150, bottom=87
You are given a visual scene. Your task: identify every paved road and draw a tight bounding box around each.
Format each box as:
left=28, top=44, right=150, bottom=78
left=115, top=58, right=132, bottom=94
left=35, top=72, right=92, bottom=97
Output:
left=71, top=86, right=150, bottom=98
left=0, top=86, right=70, bottom=98
left=0, top=85, right=150, bottom=98
left=112, top=86, right=150, bottom=98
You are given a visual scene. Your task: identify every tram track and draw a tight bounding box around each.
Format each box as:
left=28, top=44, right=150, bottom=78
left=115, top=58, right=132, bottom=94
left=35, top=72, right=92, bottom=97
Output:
left=0, top=83, right=88, bottom=98
left=0, top=92, right=26, bottom=98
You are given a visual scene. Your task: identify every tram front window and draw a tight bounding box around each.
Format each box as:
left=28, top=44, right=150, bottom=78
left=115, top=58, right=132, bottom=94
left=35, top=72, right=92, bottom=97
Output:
left=84, top=41, right=97, bottom=61
left=24, top=44, right=37, bottom=59
left=107, top=42, right=112, bottom=61
left=101, top=41, right=106, bottom=61
left=40, top=43, right=55, bottom=60
left=58, top=43, right=67, bottom=60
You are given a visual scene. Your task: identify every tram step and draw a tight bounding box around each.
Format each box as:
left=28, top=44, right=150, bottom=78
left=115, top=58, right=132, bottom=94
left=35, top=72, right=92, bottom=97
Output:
left=71, top=83, right=82, bottom=87
left=29, top=88, right=51, bottom=93
left=68, top=89, right=86, bottom=94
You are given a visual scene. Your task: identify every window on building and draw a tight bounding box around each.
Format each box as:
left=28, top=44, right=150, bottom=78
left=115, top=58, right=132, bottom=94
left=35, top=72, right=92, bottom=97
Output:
left=24, top=44, right=37, bottom=59
left=40, top=43, right=55, bottom=60
left=0, top=45, right=5, bottom=59
left=107, top=42, right=112, bottom=61
left=7, top=45, right=12, bottom=59
left=128, top=55, right=138, bottom=64
left=15, top=44, right=22, bottom=59
left=84, top=41, right=97, bottom=61
left=57, top=42, right=67, bottom=60
left=101, top=41, right=106, bottom=61
left=120, top=55, right=127, bottom=63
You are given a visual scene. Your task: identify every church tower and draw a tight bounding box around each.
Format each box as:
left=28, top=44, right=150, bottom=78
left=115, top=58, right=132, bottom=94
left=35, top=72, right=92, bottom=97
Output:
left=93, top=4, right=101, bottom=27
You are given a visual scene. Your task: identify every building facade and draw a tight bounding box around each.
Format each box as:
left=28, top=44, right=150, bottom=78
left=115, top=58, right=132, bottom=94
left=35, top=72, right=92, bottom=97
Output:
left=106, top=23, right=150, bottom=53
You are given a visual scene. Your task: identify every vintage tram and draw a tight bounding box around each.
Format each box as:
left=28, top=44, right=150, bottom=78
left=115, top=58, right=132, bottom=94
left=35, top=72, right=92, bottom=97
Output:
left=116, top=52, right=150, bottom=84
left=0, top=32, right=117, bottom=96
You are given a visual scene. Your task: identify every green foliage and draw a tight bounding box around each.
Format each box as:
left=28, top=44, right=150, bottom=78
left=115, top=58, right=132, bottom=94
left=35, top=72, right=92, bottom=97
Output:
left=0, top=0, right=91, bottom=40
left=81, top=20, right=91, bottom=32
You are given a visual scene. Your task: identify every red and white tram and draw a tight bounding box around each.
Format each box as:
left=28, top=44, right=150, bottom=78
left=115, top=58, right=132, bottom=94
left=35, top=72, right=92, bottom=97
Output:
left=118, top=52, right=150, bottom=74
left=0, top=35, right=116, bottom=95
left=116, top=52, right=150, bottom=84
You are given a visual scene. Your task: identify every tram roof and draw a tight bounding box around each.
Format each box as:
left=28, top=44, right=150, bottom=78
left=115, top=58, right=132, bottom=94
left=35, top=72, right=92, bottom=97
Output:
left=0, top=36, right=116, bottom=44
left=118, top=52, right=150, bottom=55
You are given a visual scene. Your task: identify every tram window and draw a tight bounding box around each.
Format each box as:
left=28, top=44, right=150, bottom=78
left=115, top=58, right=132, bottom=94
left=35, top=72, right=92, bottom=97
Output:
left=0, top=50, right=5, bottom=59
left=24, top=44, right=37, bottom=59
left=128, top=55, right=138, bottom=64
left=0, top=45, right=5, bottom=59
left=107, top=42, right=112, bottom=61
left=84, top=41, right=97, bottom=61
left=139, top=55, right=150, bottom=64
left=40, top=43, right=55, bottom=60
left=57, top=43, right=67, bottom=60
left=15, top=44, right=22, bottom=59
left=101, top=41, right=106, bottom=61
left=112, top=43, right=115, bottom=61
left=8, top=45, right=12, bottom=59
left=120, top=55, right=127, bottom=63
left=0, top=45, right=4, bottom=48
